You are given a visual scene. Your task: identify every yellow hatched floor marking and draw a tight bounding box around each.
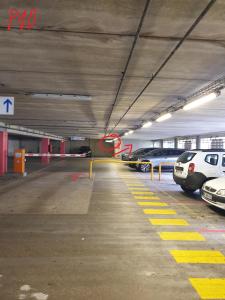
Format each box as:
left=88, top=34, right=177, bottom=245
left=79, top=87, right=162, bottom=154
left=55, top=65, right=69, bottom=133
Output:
left=143, top=209, right=177, bottom=215
left=131, top=191, right=154, bottom=195
left=158, top=232, right=205, bottom=241
left=135, top=196, right=160, bottom=200
left=149, top=219, right=189, bottom=226
left=126, top=184, right=145, bottom=187
left=128, top=188, right=150, bottom=191
left=170, top=250, right=225, bottom=264
left=189, top=278, right=225, bottom=299
left=138, top=202, right=168, bottom=207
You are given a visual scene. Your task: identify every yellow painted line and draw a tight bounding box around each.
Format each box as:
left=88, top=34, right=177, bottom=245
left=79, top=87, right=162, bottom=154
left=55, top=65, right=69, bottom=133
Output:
left=189, top=278, right=225, bottom=299
left=143, top=209, right=177, bottom=215
left=128, top=188, right=150, bottom=191
left=158, top=232, right=205, bottom=241
left=149, top=219, right=189, bottom=226
left=138, top=202, right=168, bottom=207
left=126, top=184, right=144, bottom=187
left=135, top=196, right=160, bottom=200
left=131, top=191, right=154, bottom=195
left=170, top=250, right=225, bottom=264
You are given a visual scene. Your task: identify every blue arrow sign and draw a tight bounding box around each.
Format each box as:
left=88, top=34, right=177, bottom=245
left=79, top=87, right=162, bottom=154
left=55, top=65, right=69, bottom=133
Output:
left=0, top=97, right=14, bottom=115
left=3, top=98, right=12, bottom=113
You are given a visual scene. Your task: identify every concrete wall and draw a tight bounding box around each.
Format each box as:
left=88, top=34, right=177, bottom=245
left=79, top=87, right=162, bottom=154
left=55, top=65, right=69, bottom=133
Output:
left=121, top=139, right=154, bottom=151
left=8, top=137, right=20, bottom=156
left=8, top=136, right=40, bottom=157
left=8, top=137, right=114, bottom=158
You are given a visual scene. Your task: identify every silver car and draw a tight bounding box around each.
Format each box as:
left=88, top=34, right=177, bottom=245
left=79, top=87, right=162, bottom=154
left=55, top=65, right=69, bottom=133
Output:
left=136, top=148, right=185, bottom=172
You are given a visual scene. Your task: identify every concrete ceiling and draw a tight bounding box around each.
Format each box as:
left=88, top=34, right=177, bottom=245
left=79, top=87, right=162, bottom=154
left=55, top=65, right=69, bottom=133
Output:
left=0, top=0, right=225, bottom=139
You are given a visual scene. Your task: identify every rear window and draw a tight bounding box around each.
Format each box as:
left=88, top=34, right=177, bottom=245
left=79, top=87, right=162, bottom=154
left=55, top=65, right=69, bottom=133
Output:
left=177, top=152, right=196, bottom=163
left=205, top=154, right=218, bottom=166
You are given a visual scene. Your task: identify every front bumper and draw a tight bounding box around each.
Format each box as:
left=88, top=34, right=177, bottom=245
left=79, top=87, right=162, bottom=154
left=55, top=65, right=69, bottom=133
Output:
left=201, top=189, right=225, bottom=210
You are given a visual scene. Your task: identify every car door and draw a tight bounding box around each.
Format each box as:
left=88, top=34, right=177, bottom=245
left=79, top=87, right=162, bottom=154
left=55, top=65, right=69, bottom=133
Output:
left=203, top=153, right=220, bottom=178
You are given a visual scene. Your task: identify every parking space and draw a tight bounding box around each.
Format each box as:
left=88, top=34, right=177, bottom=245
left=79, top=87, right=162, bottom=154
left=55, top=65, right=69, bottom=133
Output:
left=0, top=161, right=224, bottom=299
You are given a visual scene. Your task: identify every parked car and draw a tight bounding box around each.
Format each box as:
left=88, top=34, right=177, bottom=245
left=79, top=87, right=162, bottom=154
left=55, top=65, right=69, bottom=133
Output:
left=72, top=146, right=92, bottom=157
left=134, top=148, right=184, bottom=172
left=201, top=177, right=225, bottom=210
left=122, top=148, right=145, bottom=161
left=173, top=149, right=225, bottom=193
left=128, top=148, right=157, bottom=168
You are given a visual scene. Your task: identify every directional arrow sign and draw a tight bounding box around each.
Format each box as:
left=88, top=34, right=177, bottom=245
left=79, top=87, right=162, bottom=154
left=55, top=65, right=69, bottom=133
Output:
left=0, top=97, right=14, bottom=115
left=113, top=144, right=133, bottom=157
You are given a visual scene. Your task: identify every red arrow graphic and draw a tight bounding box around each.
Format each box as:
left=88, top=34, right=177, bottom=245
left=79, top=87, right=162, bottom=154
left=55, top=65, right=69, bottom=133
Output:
left=113, top=144, right=133, bottom=157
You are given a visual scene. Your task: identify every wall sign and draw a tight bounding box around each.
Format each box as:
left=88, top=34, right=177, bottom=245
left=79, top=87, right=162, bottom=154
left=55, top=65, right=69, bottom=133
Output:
left=0, top=97, right=14, bottom=115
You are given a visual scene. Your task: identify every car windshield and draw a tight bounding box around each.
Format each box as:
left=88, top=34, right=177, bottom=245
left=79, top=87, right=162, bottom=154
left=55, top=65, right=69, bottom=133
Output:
left=132, top=148, right=144, bottom=155
left=142, top=149, right=161, bottom=157
left=177, top=152, right=196, bottom=163
left=133, top=148, right=152, bottom=156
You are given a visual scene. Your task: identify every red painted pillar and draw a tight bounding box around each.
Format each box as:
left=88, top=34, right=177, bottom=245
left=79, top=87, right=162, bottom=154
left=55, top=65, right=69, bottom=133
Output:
left=40, top=138, right=50, bottom=164
left=0, top=131, right=8, bottom=176
left=60, top=141, right=65, bottom=157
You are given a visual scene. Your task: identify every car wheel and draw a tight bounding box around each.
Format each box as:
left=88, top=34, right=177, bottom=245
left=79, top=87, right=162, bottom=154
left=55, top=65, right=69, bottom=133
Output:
left=139, top=162, right=150, bottom=173
left=181, top=186, right=196, bottom=194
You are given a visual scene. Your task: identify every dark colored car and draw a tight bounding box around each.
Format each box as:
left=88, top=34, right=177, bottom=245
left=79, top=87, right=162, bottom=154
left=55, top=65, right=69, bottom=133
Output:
left=128, top=148, right=157, bottom=168
left=121, top=148, right=144, bottom=161
left=71, top=146, right=92, bottom=157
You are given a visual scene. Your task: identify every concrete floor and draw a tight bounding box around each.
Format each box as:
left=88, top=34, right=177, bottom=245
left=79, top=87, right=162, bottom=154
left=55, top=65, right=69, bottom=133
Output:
left=0, top=159, right=224, bottom=299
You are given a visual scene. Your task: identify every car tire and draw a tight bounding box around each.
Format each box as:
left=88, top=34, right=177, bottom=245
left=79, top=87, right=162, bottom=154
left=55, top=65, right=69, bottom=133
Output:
left=181, top=186, right=197, bottom=194
left=139, top=162, right=150, bottom=173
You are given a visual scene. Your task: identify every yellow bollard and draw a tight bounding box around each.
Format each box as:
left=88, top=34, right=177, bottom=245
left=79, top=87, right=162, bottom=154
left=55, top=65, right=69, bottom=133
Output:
left=89, top=160, right=93, bottom=179
left=159, top=163, right=162, bottom=181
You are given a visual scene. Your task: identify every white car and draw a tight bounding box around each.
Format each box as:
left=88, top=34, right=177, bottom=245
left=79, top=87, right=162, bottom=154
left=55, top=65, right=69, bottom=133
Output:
left=201, top=177, right=225, bottom=210
left=173, top=150, right=225, bottom=193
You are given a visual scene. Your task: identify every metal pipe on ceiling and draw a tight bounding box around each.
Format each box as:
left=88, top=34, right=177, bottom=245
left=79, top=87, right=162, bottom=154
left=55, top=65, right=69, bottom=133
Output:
left=110, top=0, right=217, bottom=132
left=104, top=0, right=152, bottom=132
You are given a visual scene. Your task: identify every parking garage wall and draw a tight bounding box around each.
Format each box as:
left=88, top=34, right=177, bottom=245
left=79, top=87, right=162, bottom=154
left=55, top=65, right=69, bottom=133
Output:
left=121, top=139, right=154, bottom=151
left=8, top=136, right=40, bottom=157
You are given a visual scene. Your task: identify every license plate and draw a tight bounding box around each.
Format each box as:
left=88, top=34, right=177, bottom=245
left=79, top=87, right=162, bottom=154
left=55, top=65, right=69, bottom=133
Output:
left=203, top=192, right=212, bottom=201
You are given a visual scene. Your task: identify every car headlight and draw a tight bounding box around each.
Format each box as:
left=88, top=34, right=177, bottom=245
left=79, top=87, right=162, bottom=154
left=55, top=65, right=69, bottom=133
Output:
left=216, top=189, right=225, bottom=197
left=202, top=183, right=207, bottom=189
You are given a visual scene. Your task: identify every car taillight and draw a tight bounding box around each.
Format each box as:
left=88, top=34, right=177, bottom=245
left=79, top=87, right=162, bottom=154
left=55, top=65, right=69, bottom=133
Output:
left=188, top=163, right=195, bottom=173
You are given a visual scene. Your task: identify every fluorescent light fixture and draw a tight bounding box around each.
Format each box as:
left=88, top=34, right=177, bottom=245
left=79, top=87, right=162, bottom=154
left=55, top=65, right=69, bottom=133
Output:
left=31, top=93, right=92, bottom=101
left=124, top=132, right=129, bottom=136
left=142, top=121, right=152, bottom=128
left=183, top=92, right=219, bottom=111
left=70, top=136, right=86, bottom=141
left=105, top=139, right=113, bottom=143
left=128, top=130, right=134, bottom=134
left=156, top=113, right=172, bottom=122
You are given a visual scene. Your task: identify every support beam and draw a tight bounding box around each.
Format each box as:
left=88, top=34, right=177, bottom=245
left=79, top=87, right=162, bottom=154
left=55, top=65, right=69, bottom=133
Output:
left=40, top=138, right=50, bottom=165
left=0, top=131, right=8, bottom=176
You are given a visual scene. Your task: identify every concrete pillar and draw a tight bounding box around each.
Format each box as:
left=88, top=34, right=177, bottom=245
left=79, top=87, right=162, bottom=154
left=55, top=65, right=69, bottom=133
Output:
left=40, top=138, right=50, bottom=164
left=0, top=131, right=8, bottom=176
left=174, top=137, right=178, bottom=148
left=60, top=140, right=66, bottom=157
left=196, top=136, right=201, bottom=149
